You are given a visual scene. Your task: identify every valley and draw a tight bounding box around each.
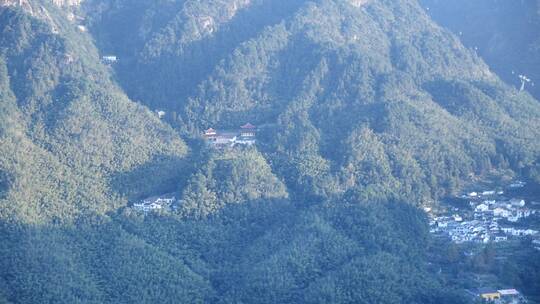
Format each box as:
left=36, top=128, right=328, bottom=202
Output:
left=427, top=176, right=540, bottom=302
left=0, top=0, right=539, bottom=303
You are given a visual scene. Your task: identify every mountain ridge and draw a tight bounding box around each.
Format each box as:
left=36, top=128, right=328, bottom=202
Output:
left=1, top=0, right=540, bottom=303
left=0, top=4, right=188, bottom=224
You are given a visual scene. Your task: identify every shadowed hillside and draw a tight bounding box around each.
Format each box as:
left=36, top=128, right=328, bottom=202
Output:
left=1, top=0, right=539, bottom=303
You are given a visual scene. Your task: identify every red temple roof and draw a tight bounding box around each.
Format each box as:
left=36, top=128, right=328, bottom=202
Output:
left=240, top=123, right=256, bottom=129
left=204, top=128, right=216, bottom=134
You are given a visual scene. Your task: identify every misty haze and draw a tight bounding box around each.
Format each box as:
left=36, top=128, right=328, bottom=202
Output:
left=0, top=0, right=539, bottom=303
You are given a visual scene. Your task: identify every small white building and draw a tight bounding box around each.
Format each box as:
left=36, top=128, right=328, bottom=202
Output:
left=501, top=227, right=518, bottom=236
left=473, top=226, right=485, bottom=233
left=493, top=207, right=511, bottom=218
left=509, top=198, right=525, bottom=207
left=133, top=201, right=146, bottom=209
left=102, top=55, right=117, bottom=63
left=513, top=208, right=531, bottom=219
left=437, top=221, right=448, bottom=228
left=133, top=193, right=176, bottom=212
left=494, top=234, right=507, bottom=242
left=144, top=195, right=175, bottom=205
left=475, top=203, right=489, bottom=212
left=507, top=214, right=520, bottom=222
left=156, top=110, right=166, bottom=119
left=497, top=289, right=520, bottom=298
left=524, top=229, right=538, bottom=236
left=509, top=181, right=526, bottom=188
left=501, top=228, right=538, bottom=236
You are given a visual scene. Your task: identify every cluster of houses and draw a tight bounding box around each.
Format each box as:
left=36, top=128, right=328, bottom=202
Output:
left=430, top=184, right=539, bottom=244
left=509, top=180, right=526, bottom=188
left=132, top=193, right=176, bottom=212
left=204, top=123, right=257, bottom=148
left=472, top=197, right=534, bottom=224
left=470, top=288, right=525, bottom=303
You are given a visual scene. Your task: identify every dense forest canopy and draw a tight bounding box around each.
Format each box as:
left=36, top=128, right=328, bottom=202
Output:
left=0, top=0, right=539, bottom=303
left=85, top=0, right=540, bottom=201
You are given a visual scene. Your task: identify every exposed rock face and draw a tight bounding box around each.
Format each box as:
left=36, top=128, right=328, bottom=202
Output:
left=0, top=0, right=32, bottom=10
left=51, top=0, right=83, bottom=6
left=0, top=1, right=60, bottom=33
left=191, top=0, right=252, bottom=40
left=225, top=0, right=250, bottom=19
left=0, top=0, right=84, bottom=32
left=133, top=0, right=253, bottom=57
left=0, top=0, right=82, bottom=8
left=0, top=0, right=24, bottom=5
left=197, top=15, right=215, bottom=35
left=349, top=0, right=369, bottom=7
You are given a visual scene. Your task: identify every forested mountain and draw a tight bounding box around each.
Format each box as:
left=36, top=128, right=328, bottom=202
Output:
left=87, top=0, right=540, bottom=202
left=0, top=2, right=188, bottom=223
left=0, top=0, right=539, bottom=303
left=421, top=0, right=540, bottom=100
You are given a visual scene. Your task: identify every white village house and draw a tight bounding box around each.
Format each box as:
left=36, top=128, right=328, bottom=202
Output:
left=493, top=207, right=511, bottom=218
left=510, top=198, right=525, bottom=207
left=431, top=180, right=539, bottom=247
left=475, top=203, right=489, bottom=212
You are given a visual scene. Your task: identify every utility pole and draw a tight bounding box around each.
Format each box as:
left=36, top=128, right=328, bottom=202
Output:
left=518, top=74, right=531, bottom=91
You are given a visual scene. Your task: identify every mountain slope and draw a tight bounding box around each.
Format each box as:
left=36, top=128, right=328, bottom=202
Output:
left=92, top=0, right=540, bottom=204
left=1, top=0, right=540, bottom=303
left=0, top=3, right=211, bottom=303
left=0, top=4, right=188, bottom=220
left=179, top=148, right=289, bottom=218
left=420, top=0, right=540, bottom=100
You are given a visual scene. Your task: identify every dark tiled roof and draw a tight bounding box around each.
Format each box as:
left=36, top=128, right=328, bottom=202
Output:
left=240, top=123, right=256, bottom=129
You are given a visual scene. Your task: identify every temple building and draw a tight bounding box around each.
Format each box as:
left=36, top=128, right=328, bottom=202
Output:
left=236, top=123, right=256, bottom=145
left=240, top=123, right=256, bottom=137
left=204, top=128, right=217, bottom=140
left=204, top=123, right=257, bottom=148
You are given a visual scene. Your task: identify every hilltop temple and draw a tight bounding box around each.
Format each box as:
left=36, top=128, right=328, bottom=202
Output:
left=204, top=123, right=257, bottom=148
